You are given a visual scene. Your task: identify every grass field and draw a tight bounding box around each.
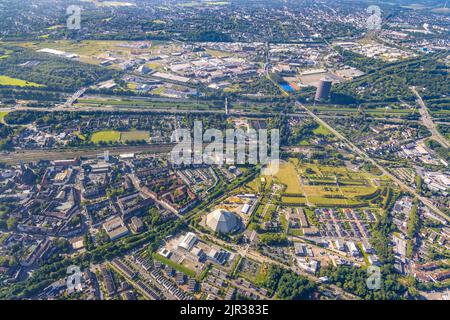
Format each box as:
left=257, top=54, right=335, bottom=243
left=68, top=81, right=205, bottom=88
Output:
left=152, top=253, right=196, bottom=277
left=0, top=111, right=8, bottom=124
left=90, top=130, right=151, bottom=143
left=0, top=49, right=12, bottom=60
left=90, top=130, right=121, bottom=143
left=120, top=130, right=150, bottom=142
left=0, top=75, right=44, bottom=87
left=281, top=196, right=306, bottom=204
left=313, top=123, right=332, bottom=136
left=270, top=161, right=302, bottom=194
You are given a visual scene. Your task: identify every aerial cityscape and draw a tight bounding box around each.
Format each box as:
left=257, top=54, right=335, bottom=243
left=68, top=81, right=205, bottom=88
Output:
left=0, top=0, right=448, bottom=303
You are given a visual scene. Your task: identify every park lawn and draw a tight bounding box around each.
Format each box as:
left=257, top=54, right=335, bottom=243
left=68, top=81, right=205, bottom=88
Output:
left=267, top=159, right=385, bottom=207
left=90, top=130, right=121, bottom=143
left=242, top=178, right=259, bottom=193
left=357, top=243, right=371, bottom=267
left=307, top=196, right=362, bottom=207
left=270, top=161, right=302, bottom=194
left=280, top=211, right=288, bottom=232
left=289, top=229, right=304, bottom=237
left=0, top=75, right=44, bottom=87
left=262, top=204, right=276, bottom=222
left=313, top=123, right=332, bottom=136
left=254, top=263, right=269, bottom=285
left=0, top=48, right=13, bottom=60
left=306, top=196, right=348, bottom=206
left=127, top=82, right=137, bottom=90
left=302, top=184, right=342, bottom=196
left=120, top=130, right=150, bottom=142
left=152, top=253, right=196, bottom=277
left=281, top=196, right=306, bottom=204
left=242, top=175, right=273, bottom=194
left=340, top=185, right=378, bottom=198
left=303, top=164, right=348, bottom=176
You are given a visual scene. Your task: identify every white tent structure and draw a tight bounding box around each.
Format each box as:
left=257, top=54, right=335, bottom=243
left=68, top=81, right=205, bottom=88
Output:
left=206, top=209, right=239, bottom=234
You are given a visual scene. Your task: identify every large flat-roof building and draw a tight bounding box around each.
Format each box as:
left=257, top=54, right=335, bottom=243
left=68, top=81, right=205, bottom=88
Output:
left=103, top=216, right=129, bottom=241
left=178, top=232, right=198, bottom=251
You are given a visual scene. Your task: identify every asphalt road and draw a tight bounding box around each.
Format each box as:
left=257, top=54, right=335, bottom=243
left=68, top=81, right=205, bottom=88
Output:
left=411, top=87, right=450, bottom=149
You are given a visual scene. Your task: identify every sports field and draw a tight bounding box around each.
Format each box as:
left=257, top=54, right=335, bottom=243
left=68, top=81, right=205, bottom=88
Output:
left=120, top=130, right=150, bottom=142
left=90, top=130, right=121, bottom=143
left=90, top=130, right=150, bottom=143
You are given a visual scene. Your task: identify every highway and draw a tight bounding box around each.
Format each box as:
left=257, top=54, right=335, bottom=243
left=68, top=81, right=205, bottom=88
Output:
left=3, top=103, right=444, bottom=126
left=410, top=86, right=450, bottom=149
left=295, top=101, right=449, bottom=223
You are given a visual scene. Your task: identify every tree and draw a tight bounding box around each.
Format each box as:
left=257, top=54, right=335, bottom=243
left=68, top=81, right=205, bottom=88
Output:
left=6, top=217, right=17, bottom=230
left=263, top=265, right=316, bottom=299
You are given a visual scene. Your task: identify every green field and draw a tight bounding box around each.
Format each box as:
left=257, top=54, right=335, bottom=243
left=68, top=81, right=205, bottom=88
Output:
left=270, top=161, right=302, bottom=194
left=0, top=111, right=8, bottom=124
left=0, top=75, right=44, bottom=87
left=120, top=130, right=150, bottom=142
left=313, top=123, right=332, bottom=136
left=90, top=130, right=121, bottom=143
left=90, top=130, right=151, bottom=143
left=281, top=196, right=306, bottom=204
left=152, top=253, right=196, bottom=277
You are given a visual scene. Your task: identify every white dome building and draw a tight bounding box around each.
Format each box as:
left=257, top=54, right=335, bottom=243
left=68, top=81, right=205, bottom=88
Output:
left=206, top=209, right=239, bottom=234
